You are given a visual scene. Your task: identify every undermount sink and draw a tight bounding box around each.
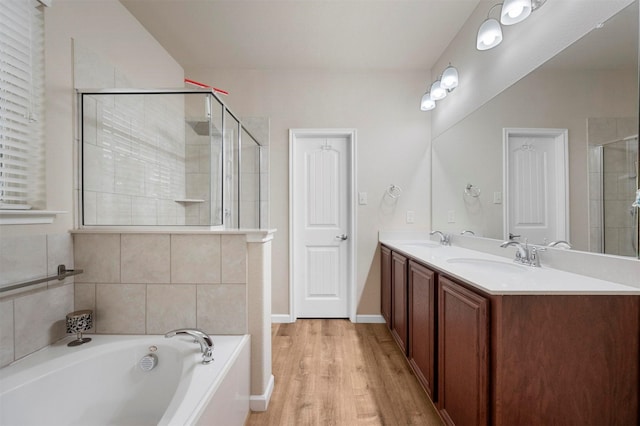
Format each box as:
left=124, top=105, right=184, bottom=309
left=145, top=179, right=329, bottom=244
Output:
left=446, top=257, right=527, bottom=273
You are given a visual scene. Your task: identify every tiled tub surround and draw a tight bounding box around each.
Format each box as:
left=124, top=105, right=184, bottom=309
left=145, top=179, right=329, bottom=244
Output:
left=0, top=234, right=75, bottom=368
left=71, top=229, right=275, bottom=410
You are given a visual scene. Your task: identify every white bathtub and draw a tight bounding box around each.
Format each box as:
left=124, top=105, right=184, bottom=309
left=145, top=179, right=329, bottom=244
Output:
left=0, top=334, right=250, bottom=426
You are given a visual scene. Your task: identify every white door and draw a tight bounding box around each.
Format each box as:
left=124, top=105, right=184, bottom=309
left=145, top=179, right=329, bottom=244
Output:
left=503, top=128, right=569, bottom=245
left=290, top=130, right=354, bottom=319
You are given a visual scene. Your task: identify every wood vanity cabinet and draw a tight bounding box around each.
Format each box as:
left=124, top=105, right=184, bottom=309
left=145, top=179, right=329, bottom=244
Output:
left=390, top=251, right=408, bottom=354
left=380, top=245, right=392, bottom=328
left=437, top=276, right=489, bottom=426
left=408, top=260, right=437, bottom=400
left=379, top=244, right=639, bottom=425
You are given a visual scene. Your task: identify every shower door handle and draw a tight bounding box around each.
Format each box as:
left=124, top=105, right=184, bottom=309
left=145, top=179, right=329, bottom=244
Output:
left=336, top=234, right=348, bottom=241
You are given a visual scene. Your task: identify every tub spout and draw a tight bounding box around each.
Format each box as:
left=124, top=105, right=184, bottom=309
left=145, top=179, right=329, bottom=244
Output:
left=165, top=328, right=214, bottom=364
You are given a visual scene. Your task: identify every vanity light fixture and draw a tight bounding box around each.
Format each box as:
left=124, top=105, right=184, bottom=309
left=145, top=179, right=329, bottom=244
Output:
left=420, top=64, right=459, bottom=111
left=500, top=0, right=532, bottom=25
left=420, top=91, right=436, bottom=111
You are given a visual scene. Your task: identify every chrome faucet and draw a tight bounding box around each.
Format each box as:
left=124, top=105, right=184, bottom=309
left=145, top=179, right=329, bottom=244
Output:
left=547, top=240, right=572, bottom=249
left=165, top=328, right=214, bottom=364
left=500, top=240, right=530, bottom=264
left=430, top=230, right=450, bottom=245
left=500, top=240, right=545, bottom=267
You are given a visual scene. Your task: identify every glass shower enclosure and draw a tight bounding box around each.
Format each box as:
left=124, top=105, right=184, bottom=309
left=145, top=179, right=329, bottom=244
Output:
left=77, top=89, right=264, bottom=228
left=589, top=135, right=639, bottom=256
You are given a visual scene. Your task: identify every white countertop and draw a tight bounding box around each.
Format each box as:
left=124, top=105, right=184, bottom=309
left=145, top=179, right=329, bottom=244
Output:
left=380, top=238, right=640, bottom=295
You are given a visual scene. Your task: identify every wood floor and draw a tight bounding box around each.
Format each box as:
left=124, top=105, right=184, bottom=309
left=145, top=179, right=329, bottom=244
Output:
left=245, top=319, right=443, bottom=426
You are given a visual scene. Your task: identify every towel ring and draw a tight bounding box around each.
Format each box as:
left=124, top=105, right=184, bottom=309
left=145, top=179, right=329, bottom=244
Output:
left=464, top=184, right=481, bottom=198
left=386, top=184, right=403, bottom=199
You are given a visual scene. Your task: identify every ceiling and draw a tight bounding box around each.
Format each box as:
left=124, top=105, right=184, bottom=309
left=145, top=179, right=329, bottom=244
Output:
left=119, top=0, right=482, bottom=72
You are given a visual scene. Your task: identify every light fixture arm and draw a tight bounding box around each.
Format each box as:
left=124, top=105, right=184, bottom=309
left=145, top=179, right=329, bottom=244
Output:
left=487, top=3, right=504, bottom=19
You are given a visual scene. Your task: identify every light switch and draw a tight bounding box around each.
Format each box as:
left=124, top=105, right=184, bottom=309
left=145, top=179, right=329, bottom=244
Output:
left=493, top=191, right=503, bottom=204
left=358, top=192, right=368, bottom=205
left=406, top=210, right=415, bottom=224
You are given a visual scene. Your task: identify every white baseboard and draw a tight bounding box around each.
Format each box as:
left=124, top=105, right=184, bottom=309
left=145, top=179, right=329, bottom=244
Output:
left=250, top=374, right=275, bottom=412
left=271, top=314, right=294, bottom=323
left=356, top=314, right=386, bottom=323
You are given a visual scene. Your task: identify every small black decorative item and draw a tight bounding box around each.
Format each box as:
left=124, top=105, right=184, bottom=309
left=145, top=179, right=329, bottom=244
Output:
left=66, top=310, right=93, bottom=347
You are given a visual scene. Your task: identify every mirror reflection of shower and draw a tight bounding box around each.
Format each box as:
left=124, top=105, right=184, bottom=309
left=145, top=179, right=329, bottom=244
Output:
left=589, top=134, right=638, bottom=256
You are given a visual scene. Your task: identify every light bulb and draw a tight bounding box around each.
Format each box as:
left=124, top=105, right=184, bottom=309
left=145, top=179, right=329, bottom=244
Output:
left=501, top=0, right=532, bottom=25
left=420, top=92, right=435, bottom=111
left=441, top=65, right=458, bottom=90
left=476, top=18, right=503, bottom=50
left=430, top=80, right=447, bottom=100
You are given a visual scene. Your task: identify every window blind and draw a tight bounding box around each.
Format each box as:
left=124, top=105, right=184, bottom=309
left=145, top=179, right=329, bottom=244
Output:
left=0, top=0, right=45, bottom=210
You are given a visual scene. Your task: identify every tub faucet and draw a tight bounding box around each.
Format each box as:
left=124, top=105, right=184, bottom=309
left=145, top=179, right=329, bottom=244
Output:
left=165, top=328, right=214, bottom=364
left=430, top=230, right=450, bottom=245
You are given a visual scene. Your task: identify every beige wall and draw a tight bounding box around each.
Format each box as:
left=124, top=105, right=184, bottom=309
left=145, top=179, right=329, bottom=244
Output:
left=186, top=69, right=432, bottom=316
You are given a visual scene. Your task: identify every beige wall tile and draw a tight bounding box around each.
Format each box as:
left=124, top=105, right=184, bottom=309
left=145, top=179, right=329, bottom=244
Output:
left=221, top=235, right=247, bottom=284
left=121, top=234, right=170, bottom=283
left=73, top=234, right=121, bottom=283
left=146, top=284, right=196, bottom=334
left=0, top=299, right=14, bottom=367
left=96, top=284, right=145, bottom=334
left=74, top=283, right=96, bottom=333
left=196, top=284, right=246, bottom=334
left=0, top=234, right=47, bottom=287
left=47, top=233, right=74, bottom=275
left=171, top=235, right=221, bottom=283
left=14, top=284, right=74, bottom=359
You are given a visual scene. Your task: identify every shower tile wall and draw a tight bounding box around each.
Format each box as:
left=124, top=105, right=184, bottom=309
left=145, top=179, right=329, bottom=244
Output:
left=241, top=117, right=270, bottom=228
left=0, top=234, right=75, bottom=368
left=75, top=42, right=187, bottom=226
left=73, top=233, right=248, bottom=335
left=185, top=124, right=212, bottom=225
left=82, top=94, right=186, bottom=225
left=587, top=117, right=639, bottom=256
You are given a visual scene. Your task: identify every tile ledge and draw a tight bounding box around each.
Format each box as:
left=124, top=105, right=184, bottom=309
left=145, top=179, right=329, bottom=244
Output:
left=0, top=210, right=66, bottom=225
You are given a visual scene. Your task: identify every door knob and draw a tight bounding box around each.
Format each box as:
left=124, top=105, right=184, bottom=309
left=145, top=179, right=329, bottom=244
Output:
left=336, top=234, right=348, bottom=241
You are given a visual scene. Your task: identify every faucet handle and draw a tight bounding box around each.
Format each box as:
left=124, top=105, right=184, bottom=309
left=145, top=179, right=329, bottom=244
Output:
left=530, top=246, right=546, bottom=267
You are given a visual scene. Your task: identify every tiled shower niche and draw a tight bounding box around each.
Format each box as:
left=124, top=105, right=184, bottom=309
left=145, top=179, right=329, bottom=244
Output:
left=78, top=89, right=264, bottom=228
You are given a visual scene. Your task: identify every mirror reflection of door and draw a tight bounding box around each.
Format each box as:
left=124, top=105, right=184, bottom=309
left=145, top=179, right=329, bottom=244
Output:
left=503, top=128, right=569, bottom=245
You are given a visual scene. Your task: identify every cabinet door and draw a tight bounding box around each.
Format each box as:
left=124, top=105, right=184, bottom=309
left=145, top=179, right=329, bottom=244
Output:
left=391, top=251, right=408, bottom=354
left=380, top=245, right=392, bottom=328
left=408, top=260, right=436, bottom=400
left=438, top=277, right=489, bottom=426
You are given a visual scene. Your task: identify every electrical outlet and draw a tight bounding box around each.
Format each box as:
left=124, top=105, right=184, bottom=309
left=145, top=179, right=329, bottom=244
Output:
left=358, top=192, right=368, bottom=205
left=493, top=191, right=503, bottom=204
left=406, top=210, right=415, bottom=224
left=447, top=210, right=455, bottom=223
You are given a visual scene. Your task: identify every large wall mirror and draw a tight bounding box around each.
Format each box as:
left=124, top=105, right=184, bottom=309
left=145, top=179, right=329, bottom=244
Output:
left=432, top=0, right=639, bottom=259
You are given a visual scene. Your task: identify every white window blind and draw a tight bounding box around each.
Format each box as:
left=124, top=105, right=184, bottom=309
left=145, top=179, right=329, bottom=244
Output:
left=0, top=0, right=45, bottom=210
